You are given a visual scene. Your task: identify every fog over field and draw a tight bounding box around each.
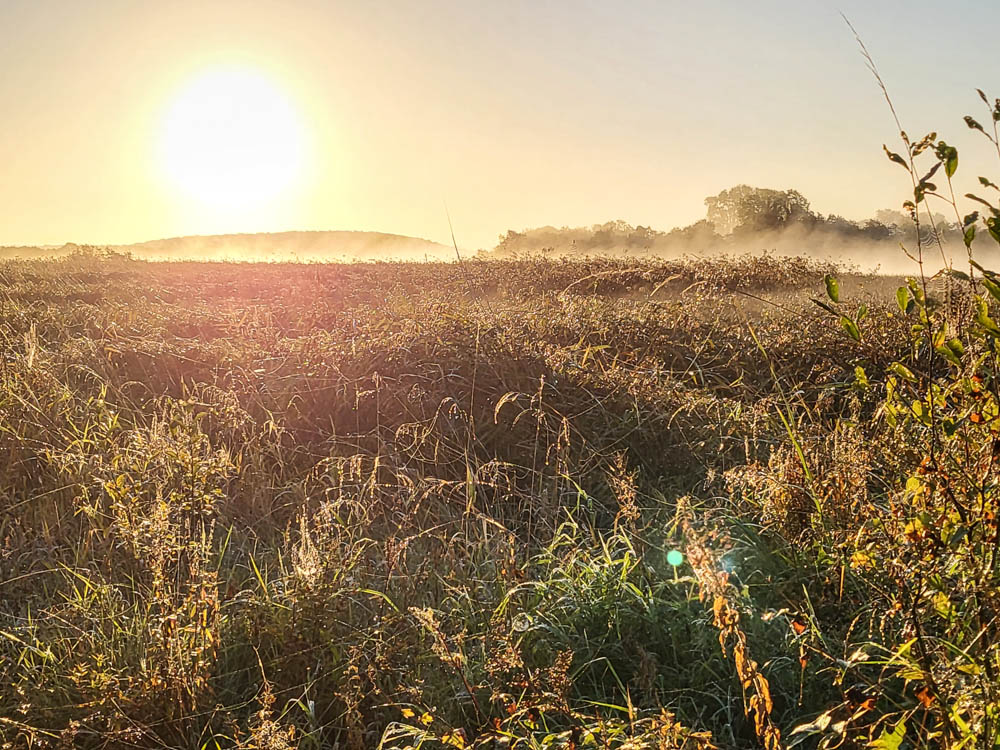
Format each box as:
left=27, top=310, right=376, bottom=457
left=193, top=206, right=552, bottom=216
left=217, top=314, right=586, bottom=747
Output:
left=5, top=186, right=993, bottom=274
left=0, top=230, right=453, bottom=262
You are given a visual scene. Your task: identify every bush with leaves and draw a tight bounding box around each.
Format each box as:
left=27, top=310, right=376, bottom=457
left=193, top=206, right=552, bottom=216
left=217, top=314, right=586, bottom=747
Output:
left=790, top=79, right=1000, bottom=748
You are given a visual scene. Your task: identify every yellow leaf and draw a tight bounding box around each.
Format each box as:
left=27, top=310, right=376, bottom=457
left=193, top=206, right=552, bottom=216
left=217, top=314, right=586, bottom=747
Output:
left=932, top=591, right=953, bottom=619
left=850, top=551, right=873, bottom=570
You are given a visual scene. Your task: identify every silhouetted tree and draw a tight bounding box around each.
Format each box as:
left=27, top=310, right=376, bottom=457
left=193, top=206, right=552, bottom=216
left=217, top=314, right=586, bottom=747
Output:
left=705, top=185, right=815, bottom=234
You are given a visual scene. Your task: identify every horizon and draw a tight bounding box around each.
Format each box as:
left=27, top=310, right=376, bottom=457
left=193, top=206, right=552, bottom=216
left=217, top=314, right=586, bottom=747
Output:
left=7, top=4, right=1000, bottom=745
left=2, top=1, right=999, bottom=250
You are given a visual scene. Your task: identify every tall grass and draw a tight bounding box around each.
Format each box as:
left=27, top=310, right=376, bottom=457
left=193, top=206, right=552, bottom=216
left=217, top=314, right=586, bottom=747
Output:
left=0, top=253, right=895, bottom=748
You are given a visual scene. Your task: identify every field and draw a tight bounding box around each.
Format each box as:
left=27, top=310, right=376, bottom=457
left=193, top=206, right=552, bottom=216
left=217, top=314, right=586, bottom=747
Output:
left=0, top=251, right=997, bottom=749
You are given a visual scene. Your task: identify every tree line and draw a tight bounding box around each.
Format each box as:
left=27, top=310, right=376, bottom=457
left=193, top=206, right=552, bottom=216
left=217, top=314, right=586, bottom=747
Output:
left=493, top=184, right=961, bottom=256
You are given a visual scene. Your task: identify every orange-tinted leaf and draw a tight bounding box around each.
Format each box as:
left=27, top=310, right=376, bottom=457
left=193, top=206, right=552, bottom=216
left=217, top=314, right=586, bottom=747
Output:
left=756, top=674, right=774, bottom=714
left=734, top=647, right=747, bottom=677
left=915, top=685, right=935, bottom=708
left=764, top=726, right=782, bottom=750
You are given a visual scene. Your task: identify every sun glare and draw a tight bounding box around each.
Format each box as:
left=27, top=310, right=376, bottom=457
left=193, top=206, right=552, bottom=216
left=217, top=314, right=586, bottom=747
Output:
left=159, top=68, right=306, bottom=209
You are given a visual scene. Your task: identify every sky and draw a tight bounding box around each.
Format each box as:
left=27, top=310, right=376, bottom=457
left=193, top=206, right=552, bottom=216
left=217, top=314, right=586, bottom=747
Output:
left=1, top=0, right=999, bottom=250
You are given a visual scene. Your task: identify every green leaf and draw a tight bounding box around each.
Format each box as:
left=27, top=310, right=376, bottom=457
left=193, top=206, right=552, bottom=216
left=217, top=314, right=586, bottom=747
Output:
left=935, top=344, right=961, bottom=367
left=945, top=150, right=958, bottom=178
left=933, top=143, right=958, bottom=178
left=932, top=326, right=946, bottom=349
left=970, top=259, right=999, bottom=276
left=854, top=365, right=869, bottom=389
left=921, top=161, right=942, bottom=183
left=965, top=115, right=986, bottom=134
left=824, top=274, right=840, bottom=303
left=839, top=315, right=860, bottom=341
left=870, top=721, right=906, bottom=750
left=965, top=193, right=1000, bottom=215
left=357, top=588, right=399, bottom=612
left=811, top=298, right=838, bottom=316
left=914, top=182, right=936, bottom=203
left=988, top=216, right=1000, bottom=245
left=889, top=362, right=917, bottom=382
left=883, top=145, right=908, bottom=169
left=912, top=399, right=932, bottom=425
left=976, top=296, right=1000, bottom=336
left=896, top=286, right=910, bottom=313
left=981, top=277, right=1000, bottom=305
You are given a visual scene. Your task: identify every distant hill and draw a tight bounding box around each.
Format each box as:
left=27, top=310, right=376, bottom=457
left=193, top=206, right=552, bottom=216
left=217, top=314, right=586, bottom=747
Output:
left=0, top=231, right=454, bottom=262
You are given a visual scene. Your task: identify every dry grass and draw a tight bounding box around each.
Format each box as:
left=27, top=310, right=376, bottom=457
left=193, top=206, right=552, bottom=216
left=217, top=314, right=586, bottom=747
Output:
left=0, top=252, right=929, bottom=748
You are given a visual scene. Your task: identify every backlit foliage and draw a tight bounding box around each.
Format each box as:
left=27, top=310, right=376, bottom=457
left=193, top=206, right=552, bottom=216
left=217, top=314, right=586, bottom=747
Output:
left=4, top=89, right=1000, bottom=746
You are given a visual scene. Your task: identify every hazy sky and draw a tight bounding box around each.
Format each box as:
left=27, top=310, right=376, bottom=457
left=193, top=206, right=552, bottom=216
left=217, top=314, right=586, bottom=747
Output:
left=2, top=0, right=999, bottom=249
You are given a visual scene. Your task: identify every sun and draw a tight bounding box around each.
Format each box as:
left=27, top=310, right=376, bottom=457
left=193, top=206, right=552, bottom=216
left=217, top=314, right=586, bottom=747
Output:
left=159, top=67, right=307, bottom=209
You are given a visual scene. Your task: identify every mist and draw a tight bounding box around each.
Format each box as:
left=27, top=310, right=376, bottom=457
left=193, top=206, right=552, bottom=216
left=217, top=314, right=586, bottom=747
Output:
left=3, top=185, right=995, bottom=274
left=487, top=184, right=1000, bottom=276
left=0, top=230, right=454, bottom=263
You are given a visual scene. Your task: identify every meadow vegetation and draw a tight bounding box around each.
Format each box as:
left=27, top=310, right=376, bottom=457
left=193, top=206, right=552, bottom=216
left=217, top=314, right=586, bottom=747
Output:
left=2, top=81, right=1000, bottom=750
left=0, top=251, right=891, bottom=748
